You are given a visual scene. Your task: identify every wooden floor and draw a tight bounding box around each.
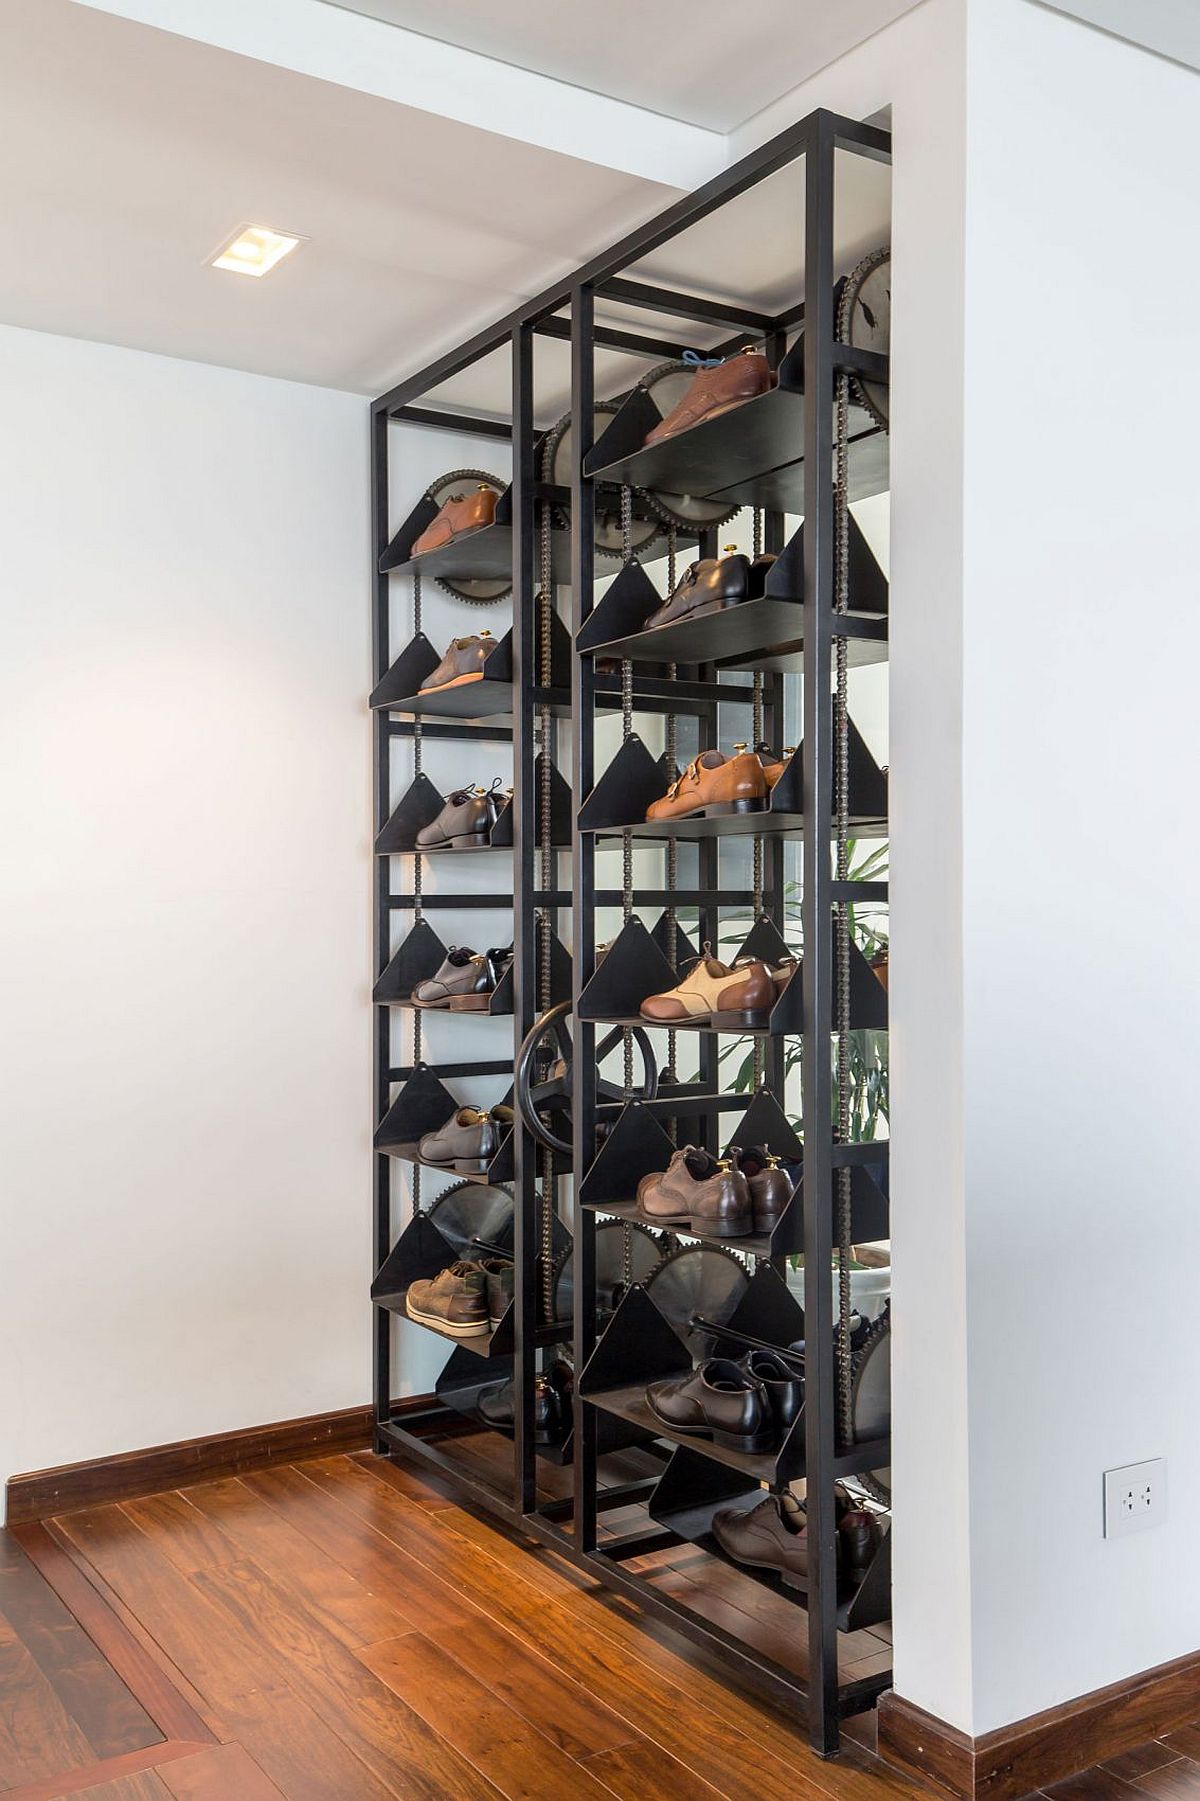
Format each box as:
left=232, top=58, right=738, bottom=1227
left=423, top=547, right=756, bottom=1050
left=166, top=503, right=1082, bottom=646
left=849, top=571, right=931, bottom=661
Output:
left=4, top=1449, right=1200, bottom=1800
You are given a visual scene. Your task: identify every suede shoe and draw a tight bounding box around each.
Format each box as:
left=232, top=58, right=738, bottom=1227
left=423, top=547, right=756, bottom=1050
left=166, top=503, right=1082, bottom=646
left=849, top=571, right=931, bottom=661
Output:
left=405, top=1261, right=488, bottom=1337
left=419, top=631, right=499, bottom=693
left=646, top=1358, right=773, bottom=1452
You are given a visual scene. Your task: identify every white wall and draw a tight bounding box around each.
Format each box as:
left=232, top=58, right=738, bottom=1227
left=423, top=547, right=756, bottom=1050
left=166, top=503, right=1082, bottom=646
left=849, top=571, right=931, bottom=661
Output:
left=958, top=0, right=1200, bottom=1732
left=0, top=324, right=370, bottom=1490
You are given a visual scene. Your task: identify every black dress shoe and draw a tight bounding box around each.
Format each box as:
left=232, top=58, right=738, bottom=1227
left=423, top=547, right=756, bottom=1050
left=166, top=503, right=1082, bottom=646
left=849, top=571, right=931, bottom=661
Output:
left=412, top=946, right=499, bottom=1011
left=417, top=1106, right=505, bottom=1171
left=742, top=1349, right=803, bottom=1436
left=645, top=1358, right=773, bottom=1453
left=644, top=550, right=775, bottom=631
left=478, top=1375, right=562, bottom=1443
left=416, top=784, right=505, bottom=850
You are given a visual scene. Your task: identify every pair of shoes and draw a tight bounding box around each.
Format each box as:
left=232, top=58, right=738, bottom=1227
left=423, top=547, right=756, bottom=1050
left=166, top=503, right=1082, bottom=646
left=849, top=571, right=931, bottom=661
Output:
left=636, top=1145, right=792, bottom=1238
left=412, top=484, right=498, bottom=556
left=644, top=348, right=775, bottom=447
left=404, top=1254, right=514, bottom=1337
left=643, top=547, right=776, bottom=631
left=712, top=1488, right=883, bottom=1589
left=418, top=1104, right=514, bottom=1172
left=419, top=632, right=499, bottom=694
left=646, top=744, right=769, bottom=822
left=639, top=946, right=796, bottom=1030
left=416, top=780, right=510, bottom=849
left=645, top=1349, right=802, bottom=1454
left=412, top=943, right=513, bottom=1011
left=478, top=1359, right=574, bottom=1443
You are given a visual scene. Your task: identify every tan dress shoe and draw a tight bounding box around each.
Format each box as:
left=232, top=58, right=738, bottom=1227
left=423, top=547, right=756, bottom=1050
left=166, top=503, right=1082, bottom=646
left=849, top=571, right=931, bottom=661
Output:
left=639, top=951, right=776, bottom=1029
left=644, top=349, right=775, bottom=447
left=646, top=748, right=767, bottom=822
left=412, top=485, right=498, bottom=556
left=757, top=745, right=796, bottom=790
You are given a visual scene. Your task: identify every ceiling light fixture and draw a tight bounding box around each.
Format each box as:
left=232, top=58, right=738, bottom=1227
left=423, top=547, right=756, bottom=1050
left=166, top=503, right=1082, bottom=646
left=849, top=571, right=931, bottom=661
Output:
left=208, top=224, right=305, bottom=278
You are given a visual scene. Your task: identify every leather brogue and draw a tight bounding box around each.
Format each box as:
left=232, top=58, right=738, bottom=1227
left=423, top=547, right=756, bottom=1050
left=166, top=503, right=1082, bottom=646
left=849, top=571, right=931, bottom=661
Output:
left=645, top=748, right=767, bottom=823
left=412, top=946, right=501, bottom=1011
left=637, top=1147, right=752, bottom=1238
left=644, top=348, right=774, bottom=447
left=646, top=1358, right=773, bottom=1453
left=418, top=1106, right=507, bottom=1172
left=416, top=784, right=506, bottom=850
left=643, top=548, right=775, bottom=631
left=412, top=484, right=498, bottom=556
left=729, top=1145, right=795, bottom=1232
left=419, top=632, right=499, bottom=694
left=742, top=1349, right=803, bottom=1434
left=639, top=950, right=776, bottom=1030
left=405, top=1261, right=489, bottom=1337
left=711, top=1491, right=816, bottom=1584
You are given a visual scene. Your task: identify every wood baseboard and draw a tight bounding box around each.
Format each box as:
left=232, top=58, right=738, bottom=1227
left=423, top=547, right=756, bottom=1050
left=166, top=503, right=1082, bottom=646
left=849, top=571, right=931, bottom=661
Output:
left=879, top=1647, right=1200, bottom=1801
left=5, top=1398, right=432, bottom=1524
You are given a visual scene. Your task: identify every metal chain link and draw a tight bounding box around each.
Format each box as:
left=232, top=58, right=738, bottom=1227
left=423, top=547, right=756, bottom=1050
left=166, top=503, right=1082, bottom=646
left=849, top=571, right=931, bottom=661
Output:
left=411, top=565, right=423, bottom=1213
left=833, top=324, right=855, bottom=1448
left=664, top=525, right=679, bottom=1099
left=537, top=443, right=557, bottom=1324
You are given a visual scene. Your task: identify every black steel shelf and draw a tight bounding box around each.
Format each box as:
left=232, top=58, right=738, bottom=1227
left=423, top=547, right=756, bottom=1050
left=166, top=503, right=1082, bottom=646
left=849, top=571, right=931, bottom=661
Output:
left=583, top=334, right=889, bottom=514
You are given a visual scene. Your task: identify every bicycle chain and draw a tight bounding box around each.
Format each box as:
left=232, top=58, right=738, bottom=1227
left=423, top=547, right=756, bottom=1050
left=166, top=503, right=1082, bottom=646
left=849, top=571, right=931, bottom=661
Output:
left=620, top=484, right=635, bottom=1283
left=411, top=567, right=423, bottom=1213
left=834, top=290, right=855, bottom=1450
left=537, top=442, right=557, bottom=1323
left=664, top=526, right=679, bottom=1101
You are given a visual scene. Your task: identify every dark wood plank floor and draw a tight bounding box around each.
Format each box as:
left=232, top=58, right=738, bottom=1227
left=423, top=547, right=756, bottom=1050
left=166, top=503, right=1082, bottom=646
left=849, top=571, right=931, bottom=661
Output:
left=4, top=1448, right=1199, bottom=1799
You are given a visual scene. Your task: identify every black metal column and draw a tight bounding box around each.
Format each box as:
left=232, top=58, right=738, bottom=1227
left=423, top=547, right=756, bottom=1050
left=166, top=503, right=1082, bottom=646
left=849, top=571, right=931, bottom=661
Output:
left=801, top=112, right=841, bottom=1757
left=371, top=403, right=392, bottom=1445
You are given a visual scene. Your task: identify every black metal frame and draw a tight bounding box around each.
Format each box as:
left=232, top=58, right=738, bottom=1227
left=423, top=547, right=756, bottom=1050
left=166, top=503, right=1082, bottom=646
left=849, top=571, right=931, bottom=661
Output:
left=371, top=103, right=891, bottom=1754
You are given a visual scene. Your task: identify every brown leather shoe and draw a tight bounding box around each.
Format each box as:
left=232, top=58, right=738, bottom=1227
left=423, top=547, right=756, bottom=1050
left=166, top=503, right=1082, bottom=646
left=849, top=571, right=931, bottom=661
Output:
left=419, top=632, right=498, bottom=694
left=637, top=1146, right=752, bottom=1238
left=871, top=949, right=889, bottom=991
left=644, top=548, right=773, bottom=631
left=640, top=951, right=775, bottom=1030
left=711, top=1491, right=822, bottom=1585
left=646, top=748, right=767, bottom=823
left=412, top=484, right=498, bottom=556
left=730, top=1145, right=795, bottom=1232
left=839, top=1504, right=882, bottom=1582
left=405, top=1261, right=488, bottom=1336
left=644, top=349, right=774, bottom=447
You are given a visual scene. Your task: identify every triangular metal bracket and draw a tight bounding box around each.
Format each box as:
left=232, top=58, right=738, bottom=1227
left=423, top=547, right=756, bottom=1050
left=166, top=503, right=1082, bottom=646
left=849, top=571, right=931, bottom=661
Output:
left=578, top=735, right=667, bottom=833
left=724, top=1088, right=804, bottom=1163
left=375, top=773, right=445, bottom=854
left=371, top=1211, right=457, bottom=1305
left=577, top=917, right=678, bottom=1022
left=372, top=919, right=448, bottom=1004
left=576, top=560, right=662, bottom=653
left=578, top=1283, right=692, bottom=1396
left=374, top=1063, right=457, bottom=1150
left=369, top=633, right=442, bottom=710
left=579, top=1103, right=675, bottom=1210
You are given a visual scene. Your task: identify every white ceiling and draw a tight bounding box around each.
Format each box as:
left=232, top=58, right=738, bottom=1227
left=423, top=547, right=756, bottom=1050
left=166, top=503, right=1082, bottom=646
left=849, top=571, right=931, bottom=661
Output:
left=0, top=0, right=891, bottom=404
left=326, top=0, right=921, bottom=130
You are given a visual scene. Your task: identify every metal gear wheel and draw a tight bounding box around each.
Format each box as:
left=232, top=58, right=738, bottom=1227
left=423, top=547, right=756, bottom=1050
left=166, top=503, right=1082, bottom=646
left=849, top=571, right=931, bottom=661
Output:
left=547, top=1217, right=664, bottom=1327
left=630, top=360, right=742, bottom=533
left=850, top=1304, right=891, bottom=1506
left=424, top=1180, right=514, bottom=1258
left=642, top=1240, right=751, bottom=1358
left=540, top=405, right=666, bottom=561
left=838, top=247, right=891, bottom=432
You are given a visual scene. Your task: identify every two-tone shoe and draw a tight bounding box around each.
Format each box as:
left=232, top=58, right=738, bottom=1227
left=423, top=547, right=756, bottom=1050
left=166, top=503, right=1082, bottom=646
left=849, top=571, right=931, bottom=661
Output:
left=639, top=949, right=776, bottom=1030
left=419, top=632, right=499, bottom=694
left=405, top=1261, right=489, bottom=1336
left=644, top=348, right=775, bottom=447
left=645, top=1358, right=773, bottom=1453
left=416, top=783, right=507, bottom=850
left=636, top=1147, right=753, bottom=1237
left=418, top=1106, right=508, bottom=1172
left=645, top=748, right=767, bottom=823
left=643, top=548, right=775, bottom=631
left=412, top=484, right=498, bottom=556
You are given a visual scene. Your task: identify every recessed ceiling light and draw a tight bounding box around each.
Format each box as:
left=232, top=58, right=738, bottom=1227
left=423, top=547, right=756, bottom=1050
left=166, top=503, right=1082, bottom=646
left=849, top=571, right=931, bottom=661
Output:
left=209, top=224, right=305, bottom=279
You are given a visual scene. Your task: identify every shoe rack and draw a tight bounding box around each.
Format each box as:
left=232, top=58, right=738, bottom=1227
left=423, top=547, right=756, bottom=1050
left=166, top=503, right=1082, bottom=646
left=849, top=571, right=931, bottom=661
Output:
left=370, top=104, right=892, bottom=1757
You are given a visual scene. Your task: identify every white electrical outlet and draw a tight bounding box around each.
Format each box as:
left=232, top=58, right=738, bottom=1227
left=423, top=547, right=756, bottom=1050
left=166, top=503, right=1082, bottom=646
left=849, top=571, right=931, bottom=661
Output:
left=1104, top=1459, right=1167, bottom=1538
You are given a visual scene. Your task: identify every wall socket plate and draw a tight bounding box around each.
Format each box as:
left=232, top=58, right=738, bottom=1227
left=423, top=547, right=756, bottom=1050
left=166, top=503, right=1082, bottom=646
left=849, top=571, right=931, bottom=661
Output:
left=1104, top=1458, right=1167, bottom=1538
